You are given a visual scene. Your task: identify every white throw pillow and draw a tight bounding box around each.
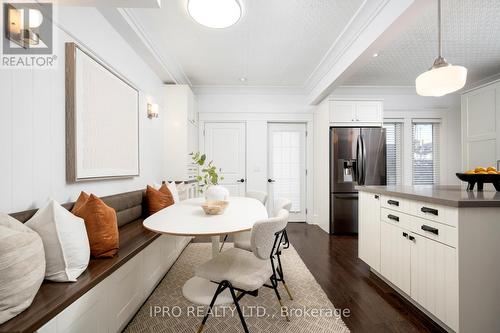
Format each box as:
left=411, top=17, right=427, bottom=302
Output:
left=167, top=181, right=180, bottom=203
left=25, top=200, right=90, bottom=282
left=0, top=213, right=45, bottom=324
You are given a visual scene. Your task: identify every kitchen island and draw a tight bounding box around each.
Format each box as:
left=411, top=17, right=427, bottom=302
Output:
left=357, top=185, right=500, bottom=333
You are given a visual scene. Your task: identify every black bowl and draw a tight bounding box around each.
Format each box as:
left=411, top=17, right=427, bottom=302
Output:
left=456, top=173, right=500, bottom=191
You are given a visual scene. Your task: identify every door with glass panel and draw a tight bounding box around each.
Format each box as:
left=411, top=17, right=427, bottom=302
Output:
left=268, top=123, right=307, bottom=222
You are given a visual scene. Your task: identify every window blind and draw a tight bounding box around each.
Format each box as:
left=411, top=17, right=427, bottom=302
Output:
left=412, top=122, right=440, bottom=185
left=383, top=123, right=403, bottom=185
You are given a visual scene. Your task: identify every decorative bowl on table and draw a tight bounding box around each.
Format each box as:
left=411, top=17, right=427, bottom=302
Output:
left=201, top=200, right=229, bottom=215
left=456, top=166, right=500, bottom=191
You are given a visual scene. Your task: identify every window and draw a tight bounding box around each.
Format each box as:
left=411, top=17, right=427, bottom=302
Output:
left=383, top=122, right=403, bottom=185
left=412, top=122, right=440, bottom=185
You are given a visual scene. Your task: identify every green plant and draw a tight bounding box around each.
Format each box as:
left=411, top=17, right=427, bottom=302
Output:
left=191, top=152, right=224, bottom=193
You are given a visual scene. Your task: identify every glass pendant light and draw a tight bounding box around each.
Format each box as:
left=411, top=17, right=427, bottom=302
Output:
left=415, top=0, right=467, bottom=97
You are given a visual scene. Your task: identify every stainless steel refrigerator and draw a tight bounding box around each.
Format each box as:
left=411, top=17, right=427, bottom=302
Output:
left=330, top=127, right=386, bottom=234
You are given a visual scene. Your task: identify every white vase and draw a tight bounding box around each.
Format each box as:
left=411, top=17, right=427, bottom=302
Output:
left=205, top=185, right=229, bottom=201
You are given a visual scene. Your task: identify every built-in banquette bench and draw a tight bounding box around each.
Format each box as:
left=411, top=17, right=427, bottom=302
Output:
left=0, top=190, right=191, bottom=333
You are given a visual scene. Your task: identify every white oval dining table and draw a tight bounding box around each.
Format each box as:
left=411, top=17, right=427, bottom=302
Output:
left=143, top=196, right=268, bottom=305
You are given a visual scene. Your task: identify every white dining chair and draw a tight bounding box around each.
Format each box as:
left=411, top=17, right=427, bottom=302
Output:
left=233, top=198, right=294, bottom=301
left=234, top=197, right=291, bottom=251
left=245, top=190, right=268, bottom=205
left=220, top=191, right=268, bottom=252
left=194, top=209, right=290, bottom=333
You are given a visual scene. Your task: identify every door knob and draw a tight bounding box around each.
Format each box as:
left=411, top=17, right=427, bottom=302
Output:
left=237, top=178, right=245, bottom=183
left=268, top=178, right=276, bottom=183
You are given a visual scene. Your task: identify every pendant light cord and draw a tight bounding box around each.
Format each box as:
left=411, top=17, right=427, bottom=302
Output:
left=438, top=0, right=442, bottom=58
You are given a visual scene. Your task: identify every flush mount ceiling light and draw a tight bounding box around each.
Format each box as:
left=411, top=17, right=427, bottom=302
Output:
left=187, top=0, right=242, bottom=29
left=415, top=0, right=467, bottom=97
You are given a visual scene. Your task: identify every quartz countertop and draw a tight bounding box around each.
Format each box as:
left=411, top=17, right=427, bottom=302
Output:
left=356, top=185, right=500, bottom=207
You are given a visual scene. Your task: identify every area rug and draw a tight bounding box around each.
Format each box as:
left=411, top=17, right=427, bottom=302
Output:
left=124, top=243, right=349, bottom=333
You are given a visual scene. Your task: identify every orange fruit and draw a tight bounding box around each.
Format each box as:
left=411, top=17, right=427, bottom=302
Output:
left=475, top=167, right=487, bottom=173
left=465, top=170, right=475, bottom=174
left=487, top=166, right=497, bottom=172
left=477, top=171, right=488, bottom=174
left=487, top=171, right=497, bottom=174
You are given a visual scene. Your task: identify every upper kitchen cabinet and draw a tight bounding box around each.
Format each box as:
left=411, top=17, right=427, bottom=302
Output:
left=330, top=100, right=383, bottom=126
left=164, top=85, right=199, bottom=182
left=461, top=79, right=500, bottom=171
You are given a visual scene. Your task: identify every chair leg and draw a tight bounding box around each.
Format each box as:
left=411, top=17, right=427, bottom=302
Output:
left=276, top=253, right=293, bottom=300
left=219, top=234, right=228, bottom=252
left=228, top=283, right=250, bottom=333
left=271, top=278, right=290, bottom=322
left=197, top=282, right=226, bottom=333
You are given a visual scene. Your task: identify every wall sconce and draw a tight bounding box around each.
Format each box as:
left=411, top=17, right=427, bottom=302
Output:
left=5, top=5, right=44, bottom=47
left=147, top=103, right=159, bottom=119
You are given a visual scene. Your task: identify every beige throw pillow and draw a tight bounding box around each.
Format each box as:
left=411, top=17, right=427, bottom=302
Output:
left=0, top=213, right=45, bottom=324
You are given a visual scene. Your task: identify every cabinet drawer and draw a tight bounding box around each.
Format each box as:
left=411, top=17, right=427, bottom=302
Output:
left=381, top=195, right=409, bottom=213
left=381, top=208, right=411, bottom=230
left=410, top=201, right=457, bottom=227
left=409, top=216, right=457, bottom=248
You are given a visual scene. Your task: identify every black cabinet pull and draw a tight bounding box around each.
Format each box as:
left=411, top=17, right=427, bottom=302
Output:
left=421, top=206, right=438, bottom=216
left=421, top=225, right=439, bottom=235
left=402, top=232, right=408, bottom=238
left=408, top=235, right=416, bottom=242
left=387, top=214, right=399, bottom=222
left=374, top=195, right=379, bottom=199
left=237, top=178, right=245, bottom=183
left=387, top=199, right=399, bottom=206
left=267, top=178, right=275, bottom=183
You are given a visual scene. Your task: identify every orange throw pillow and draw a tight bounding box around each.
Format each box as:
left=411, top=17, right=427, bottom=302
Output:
left=71, top=191, right=89, bottom=213
left=147, top=184, right=174, bottom=216
left=73, top=194, right=119, bottom=258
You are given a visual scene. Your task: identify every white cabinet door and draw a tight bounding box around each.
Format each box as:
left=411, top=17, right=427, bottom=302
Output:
left=355, top=101, right=382, bottom=123
left=461, top=82, right=499, bottom=171
left=330, top=101, right=356, bottom=123
left=204, top=122, right=246, bottom=196
left=380, top=221, right=411, bottom=295
left=410, top=233, right=458, bottom=331
left=108, top=254, right=144, bottom=333
left=358, top=191, right=381, bottom=271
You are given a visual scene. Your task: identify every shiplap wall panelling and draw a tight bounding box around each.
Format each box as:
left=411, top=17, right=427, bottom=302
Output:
left=0, top=70, right=13, bottom=212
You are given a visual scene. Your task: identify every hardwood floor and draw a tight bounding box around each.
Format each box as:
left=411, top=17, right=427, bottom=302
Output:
left=286, top=222, right=446, bottom=333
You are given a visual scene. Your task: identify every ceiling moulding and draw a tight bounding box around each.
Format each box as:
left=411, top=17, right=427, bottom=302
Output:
left=52, top=0, right=161, bottom=7
left=333, top=85, right=420, bottom=96
left=191, top=86, right=307, bottom=95
left=306, top=0, right=432, bottom=106
left=462, top=72, right=500, bottom=94
left=97, top=7, right=190, bottom=85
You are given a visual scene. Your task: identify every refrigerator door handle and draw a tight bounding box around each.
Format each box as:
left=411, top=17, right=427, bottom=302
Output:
left=361, top=134, right=367, bottom=185
left=355, top=135, right=362, bottom=183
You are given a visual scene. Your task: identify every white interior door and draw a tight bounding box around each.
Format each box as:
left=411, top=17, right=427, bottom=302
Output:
left=204, top=123, right=246, bottom=196
left=268, top=123, right=306, bottom=221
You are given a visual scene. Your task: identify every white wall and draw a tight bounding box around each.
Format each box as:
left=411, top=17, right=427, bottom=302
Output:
left=0, top=6, right=165, bottom=213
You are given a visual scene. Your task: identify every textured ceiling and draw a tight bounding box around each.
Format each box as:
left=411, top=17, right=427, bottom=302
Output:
left=129, top=0, right=363, bottom=86
left=343, top=0, right=500, bottom=87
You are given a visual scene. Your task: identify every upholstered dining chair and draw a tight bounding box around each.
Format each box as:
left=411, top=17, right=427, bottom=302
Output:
left=232, top=197, right=293, bottom=301
left=220, top=191, right=268, bottom=252
left=245, top=190, right=268, bottom=205
left=195, top=209, right=290, bottom=333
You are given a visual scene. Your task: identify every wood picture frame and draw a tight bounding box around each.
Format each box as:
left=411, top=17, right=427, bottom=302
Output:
left=65, top=42, right=140, bottom=182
